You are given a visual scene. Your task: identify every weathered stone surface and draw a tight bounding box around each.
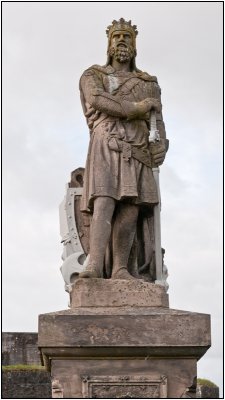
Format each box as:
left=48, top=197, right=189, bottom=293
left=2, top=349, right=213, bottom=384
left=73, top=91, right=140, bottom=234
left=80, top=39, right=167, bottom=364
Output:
left=71, top=278, right=169, bottom=308
left=38, top=307, right=210, bottom=354
left=2, top=370, right=51, bottom=399
left=196, top=384, right=220, bottom=398
left=50, top=358, right=196, bottom=398
left=82, top=375, right=168, bottom=398
left=39, top=278, right=210, bottom=398
left=2, top=332, right=41, bottom=366
left=77, top=18, right=169, bottom=283
left=38, top=298, right=210, bottom=398
left=1, top=361, right=215, bottom=398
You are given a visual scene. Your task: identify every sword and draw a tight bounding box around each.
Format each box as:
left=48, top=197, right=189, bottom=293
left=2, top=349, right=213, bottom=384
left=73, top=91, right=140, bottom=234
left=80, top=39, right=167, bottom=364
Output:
left=149, top=110, right=163, bottom=285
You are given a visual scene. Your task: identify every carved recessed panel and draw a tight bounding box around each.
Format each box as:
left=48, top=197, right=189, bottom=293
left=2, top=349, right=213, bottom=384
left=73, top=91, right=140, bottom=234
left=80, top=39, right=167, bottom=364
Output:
left=82, top=375, right=167, bottom=398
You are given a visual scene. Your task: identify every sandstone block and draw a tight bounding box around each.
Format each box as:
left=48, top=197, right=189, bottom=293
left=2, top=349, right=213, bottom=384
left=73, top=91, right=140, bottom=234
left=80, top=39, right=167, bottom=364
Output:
left=71, top=278, right=169, bottom=308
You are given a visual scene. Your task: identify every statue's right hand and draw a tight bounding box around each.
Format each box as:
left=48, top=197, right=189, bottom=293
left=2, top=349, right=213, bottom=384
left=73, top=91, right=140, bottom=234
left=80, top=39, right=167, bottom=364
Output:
left=138, top=98, right=162, bottom=113
left=121, top=98, right=161, bottom=120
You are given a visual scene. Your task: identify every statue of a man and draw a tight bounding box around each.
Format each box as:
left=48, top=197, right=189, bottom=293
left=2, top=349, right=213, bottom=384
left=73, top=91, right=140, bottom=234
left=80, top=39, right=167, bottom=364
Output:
left=79, top=18, right=168, bottom=280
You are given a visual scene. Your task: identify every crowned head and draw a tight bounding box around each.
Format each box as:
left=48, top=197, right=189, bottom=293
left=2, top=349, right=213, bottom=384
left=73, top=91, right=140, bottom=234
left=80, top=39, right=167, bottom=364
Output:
left=106, top=18, right=138, bottom=48
left=105, top=18, right=139, bottom=69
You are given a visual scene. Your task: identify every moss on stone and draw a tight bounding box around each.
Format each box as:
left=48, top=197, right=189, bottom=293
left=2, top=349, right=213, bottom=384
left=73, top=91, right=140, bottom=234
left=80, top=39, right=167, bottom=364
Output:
left=2, top=364, right=45, bottom=371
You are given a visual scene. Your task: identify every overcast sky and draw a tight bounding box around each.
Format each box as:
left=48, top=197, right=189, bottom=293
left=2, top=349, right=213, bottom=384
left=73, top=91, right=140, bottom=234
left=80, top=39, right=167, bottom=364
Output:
left=2, top=1, right=223, bottom=394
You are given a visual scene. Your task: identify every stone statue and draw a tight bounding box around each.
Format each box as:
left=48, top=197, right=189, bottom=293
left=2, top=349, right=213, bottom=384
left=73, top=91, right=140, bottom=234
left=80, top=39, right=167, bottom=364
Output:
left=40, top=21, right=211, bottom=398
left=78, top=18, right=169, bottom=281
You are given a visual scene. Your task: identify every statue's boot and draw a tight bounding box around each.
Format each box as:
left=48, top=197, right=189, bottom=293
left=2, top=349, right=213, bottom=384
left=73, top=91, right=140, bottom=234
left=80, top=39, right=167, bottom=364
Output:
left=79, top=264, right=102, bottom=279
left=111, top=267, right=136, bottom=280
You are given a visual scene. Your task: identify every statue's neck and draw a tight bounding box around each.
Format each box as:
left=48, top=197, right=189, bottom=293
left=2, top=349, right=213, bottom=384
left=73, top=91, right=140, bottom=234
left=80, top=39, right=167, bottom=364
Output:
left=111, top=59, right=131, bottom=72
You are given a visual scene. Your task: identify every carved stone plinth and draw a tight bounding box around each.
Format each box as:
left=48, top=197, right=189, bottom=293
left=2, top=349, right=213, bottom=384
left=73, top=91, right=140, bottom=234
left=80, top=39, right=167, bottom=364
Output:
left=71, top=279, right=169, bottom=308
left=38, top=279, right=211, bottom=398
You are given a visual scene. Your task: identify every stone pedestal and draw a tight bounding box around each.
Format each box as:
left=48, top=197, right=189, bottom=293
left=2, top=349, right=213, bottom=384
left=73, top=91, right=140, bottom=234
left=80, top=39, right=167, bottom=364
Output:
left=38, top=279, right=211, bottom=398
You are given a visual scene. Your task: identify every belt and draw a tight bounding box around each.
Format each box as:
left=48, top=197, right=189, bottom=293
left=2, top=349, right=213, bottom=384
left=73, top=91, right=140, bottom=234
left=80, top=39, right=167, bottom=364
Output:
left=108, top=136, right=152, bottom=168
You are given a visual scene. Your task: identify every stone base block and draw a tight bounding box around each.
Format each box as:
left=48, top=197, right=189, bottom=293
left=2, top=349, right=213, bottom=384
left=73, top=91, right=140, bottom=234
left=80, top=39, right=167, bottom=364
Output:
left=50, top=358, right=196, bottom=398
left=39, top=279, right=210, bottom=398
left=71, top=278, right=169, bottom=308
left=38, top=304, right=210, bottom=398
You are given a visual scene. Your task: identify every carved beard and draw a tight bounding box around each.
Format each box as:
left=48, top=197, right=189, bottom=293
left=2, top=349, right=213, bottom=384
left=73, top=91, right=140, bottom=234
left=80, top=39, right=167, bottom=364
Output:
left=109, top=45, right=135, bottom=63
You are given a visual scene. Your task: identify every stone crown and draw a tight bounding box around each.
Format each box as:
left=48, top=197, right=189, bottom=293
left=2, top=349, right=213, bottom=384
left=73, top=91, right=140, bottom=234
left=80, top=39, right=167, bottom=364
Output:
left=106, top=18, right=138, bottom=41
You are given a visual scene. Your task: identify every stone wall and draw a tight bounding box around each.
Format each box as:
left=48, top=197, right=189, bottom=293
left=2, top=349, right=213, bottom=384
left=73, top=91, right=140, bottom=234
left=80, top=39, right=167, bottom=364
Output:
left=2, top=370, right=51, bottom=399
left=2, top=332, right=41, bottom=366
left=2, top=333, right=51, bottom=399
left=196, top=384, right=220, bottom=398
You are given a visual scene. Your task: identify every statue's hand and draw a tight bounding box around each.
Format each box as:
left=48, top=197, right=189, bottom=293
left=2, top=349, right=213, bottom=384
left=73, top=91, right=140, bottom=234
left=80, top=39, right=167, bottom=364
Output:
left=121, top=98, right=161, bottom=119
left=140, top=98, right=162, bottom=113
left=150, top=140, right=167, bottom=166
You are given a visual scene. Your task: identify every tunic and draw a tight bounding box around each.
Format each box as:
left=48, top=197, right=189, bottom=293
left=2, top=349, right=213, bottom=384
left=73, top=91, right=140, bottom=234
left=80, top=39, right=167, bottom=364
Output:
left=79, top=64, right=166, bottom=213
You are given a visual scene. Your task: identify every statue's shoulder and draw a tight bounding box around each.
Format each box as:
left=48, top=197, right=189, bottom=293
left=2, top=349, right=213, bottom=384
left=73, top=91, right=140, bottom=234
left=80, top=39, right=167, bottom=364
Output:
left=135, top=70, right=158, bottom=83
left=82, top=64, right=111, bottom=77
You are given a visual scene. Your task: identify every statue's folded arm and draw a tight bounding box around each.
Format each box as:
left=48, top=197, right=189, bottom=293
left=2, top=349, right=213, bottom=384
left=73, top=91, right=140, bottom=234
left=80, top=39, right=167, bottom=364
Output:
left=80, top=73, right=127, bottom=118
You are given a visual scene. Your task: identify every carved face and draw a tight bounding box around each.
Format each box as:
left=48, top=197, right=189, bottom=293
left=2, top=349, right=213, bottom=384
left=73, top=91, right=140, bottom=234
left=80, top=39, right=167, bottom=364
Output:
left=111, top=30, right=133, bottom=47
left=109, top=30, right=135, bottom=63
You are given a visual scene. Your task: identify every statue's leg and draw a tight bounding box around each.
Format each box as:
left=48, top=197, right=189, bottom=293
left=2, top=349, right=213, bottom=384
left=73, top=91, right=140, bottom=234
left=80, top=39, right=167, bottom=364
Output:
left=111, top=203, right=139, bottom=280
left=79, top=197, right=115, bottom=278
